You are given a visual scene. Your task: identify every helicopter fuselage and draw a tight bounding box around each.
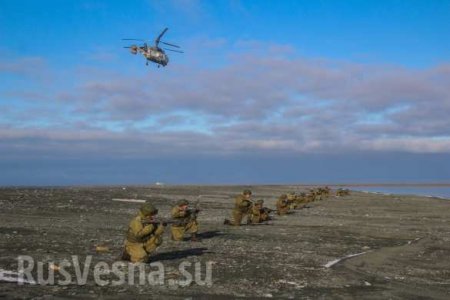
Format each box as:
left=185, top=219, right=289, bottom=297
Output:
left=143, top=47, right=169, bottom=66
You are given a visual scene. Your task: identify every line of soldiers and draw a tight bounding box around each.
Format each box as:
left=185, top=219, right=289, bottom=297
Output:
left=223, top=191, right=273, bottom=226
left=122, top=186, right=350, bottom=262
left=224, top=186, right=338, bottom=226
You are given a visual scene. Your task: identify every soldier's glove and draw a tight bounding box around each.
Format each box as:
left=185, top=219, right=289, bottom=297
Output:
left=154, top=224, right=165, bottom=236
left=140, top=224, right=156, bottom=236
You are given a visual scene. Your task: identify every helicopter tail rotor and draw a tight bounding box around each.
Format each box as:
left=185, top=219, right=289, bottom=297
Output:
left=124, top=45, right=138, bottom=54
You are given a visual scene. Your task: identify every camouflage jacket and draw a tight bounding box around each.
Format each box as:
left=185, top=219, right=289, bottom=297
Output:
left=126, top=213, right=158, bottom=243
left=234, top=195, right=252, bottom=213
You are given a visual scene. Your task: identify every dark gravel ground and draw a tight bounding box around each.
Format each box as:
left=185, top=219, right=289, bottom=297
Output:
left=0, top=185, right=449, bottom=299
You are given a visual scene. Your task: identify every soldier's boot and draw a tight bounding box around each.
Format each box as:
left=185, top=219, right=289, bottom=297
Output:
left=121, top=248, right=131, bottom=261
left=191, top=233, right=201, bottom=242
left=223, top=219, right=231, bottom=225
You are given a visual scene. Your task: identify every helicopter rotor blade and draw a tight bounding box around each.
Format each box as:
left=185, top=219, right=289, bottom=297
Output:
left=155, top=27, right=168, bottom=46
left=163, top=48, right=184, bottom=53
left=161, top=41, right=180, bottom=48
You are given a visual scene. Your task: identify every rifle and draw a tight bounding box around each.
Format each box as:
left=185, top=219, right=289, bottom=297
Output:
left=280, top=198, right=294, bottom=206
left=261, top=207, right=277, bottom=214
left=141, top=218, right=181, bottom=226
left=186, top=208, right=200, bottom=218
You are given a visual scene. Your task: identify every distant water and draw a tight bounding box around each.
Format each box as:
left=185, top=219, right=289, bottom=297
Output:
left=346, top=186, right=450, bottom=199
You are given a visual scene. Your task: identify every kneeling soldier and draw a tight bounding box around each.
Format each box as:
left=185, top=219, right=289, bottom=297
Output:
left=171, top=199, right=200, bottom=241
left=293, top=192, right=308, bottom=209
left=336, top=188, right=350, bottom=197
left=230, top=189, right=253, bottom=226
left=287, top=193, right=297, bottom=209
left=276, top=194, right=290, bottom=215
left=123, top=203, right=165, bottom=263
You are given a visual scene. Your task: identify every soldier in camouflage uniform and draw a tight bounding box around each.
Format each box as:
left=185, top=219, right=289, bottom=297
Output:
left=276, top=194, right=290, bottom=215
left=170, top=199, right=200, bottom=241
left=287, top=193, right=297, bottom=209
left=321, top=186, right=331, bottom=198
left=305, top=189, right=316, bottom=203
left=259, top=200, right=272, bottom=222
left=293, top=192, right=308, bottom=209
left=314, top=188, right=323, bottom=201
left=224, top=189, right=253, bottom=226
left=249, top=199, right=271, bottom=224
left=336, top=188, right=350, bottom=197
left=122, top=203, right=165, bottom=263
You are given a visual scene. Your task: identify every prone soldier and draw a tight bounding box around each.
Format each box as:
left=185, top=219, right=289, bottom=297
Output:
left=249, top=199, right=272, bottom=224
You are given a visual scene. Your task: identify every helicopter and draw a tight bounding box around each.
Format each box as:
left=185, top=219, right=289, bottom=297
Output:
left=122, top=28, right=183, bottom=67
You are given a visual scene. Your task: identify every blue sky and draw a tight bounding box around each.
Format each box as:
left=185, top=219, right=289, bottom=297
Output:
left=2, top=0, right=449, bottom=67
left=1, top=0, right=450, bottom=185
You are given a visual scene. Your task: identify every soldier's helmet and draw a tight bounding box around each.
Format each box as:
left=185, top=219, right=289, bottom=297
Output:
left=280, top=194, right=288, bottom=199
left=177, top=199, right=189, bottom=206
left=243, top=189, right=252, bottom=196
left=287, top=193, right=296, bottom=200
left=256, top=199, right=264, bottom=205
left=140, top=203, right=158, bottom=216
